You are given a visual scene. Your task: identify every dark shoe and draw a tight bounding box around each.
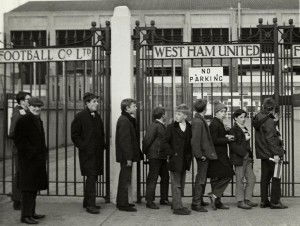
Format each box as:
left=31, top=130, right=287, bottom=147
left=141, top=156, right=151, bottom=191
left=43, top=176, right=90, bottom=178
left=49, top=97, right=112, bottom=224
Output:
left=217, top=203, right=230, bottom=209
left=201, top=200, right=209, bottom=207
left=146, top=202, right=159, bottom=209
left=245, top=200, right=258, bottom=207
left=270, top=202, right=288, bottom=209
left=260, top=201, right=271, bottom=208
left=237, top=201, right=252, bottom=210
left=191, top=204, right=208, bottom=212
left=208, top=193, right=217, bottom=210
left=129, top=203, right=135, bottom=207
left=13, top=201, right=21, bottom=210
left=21, top=217, right=38, bottom=224
left=117, top=206, right=137, bottom=212
left=160, top=200, right=171, bottom=206
left=32, top=214, right=46, bottom=220
left=83, top=202, right=101, bottom=209
left=86, top=206, right=100, bottom=214
left=173, top=207, right=191, bottom=215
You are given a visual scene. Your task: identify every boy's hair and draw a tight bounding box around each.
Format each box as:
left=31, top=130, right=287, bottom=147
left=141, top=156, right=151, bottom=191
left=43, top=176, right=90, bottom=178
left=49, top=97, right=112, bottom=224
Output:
left=233, top=109, right=247, bottom=119
left=121, top=98, right=136, bottom=112
left=175, top=104, right=190, bottom=115
left=193, top=99, right=207, bottom=113
left=152, top=106, right=165, bottom=120
left=16, top=91, right=31, bottom=104
left=263, top=98, right=275, bottom=112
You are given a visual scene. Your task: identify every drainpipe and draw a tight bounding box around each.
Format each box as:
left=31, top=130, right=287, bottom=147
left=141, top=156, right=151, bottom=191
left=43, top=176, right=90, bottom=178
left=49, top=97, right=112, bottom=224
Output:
left=238, top=0, right=241, bottom=39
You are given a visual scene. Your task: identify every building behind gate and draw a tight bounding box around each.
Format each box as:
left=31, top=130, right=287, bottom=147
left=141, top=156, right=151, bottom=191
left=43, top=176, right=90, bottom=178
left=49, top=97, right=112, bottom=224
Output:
left=1, top=0, right=300, bottom=201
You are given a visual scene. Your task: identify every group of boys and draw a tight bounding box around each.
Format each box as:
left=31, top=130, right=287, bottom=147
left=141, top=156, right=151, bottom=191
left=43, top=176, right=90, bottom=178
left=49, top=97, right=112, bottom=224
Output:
left=9, top=92, right=287, bottom=224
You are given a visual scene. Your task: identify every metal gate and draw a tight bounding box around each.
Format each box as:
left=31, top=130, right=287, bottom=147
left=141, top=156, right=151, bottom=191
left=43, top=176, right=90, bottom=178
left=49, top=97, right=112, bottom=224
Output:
left=0, top=21, right=111, bottom=202
left=134, top=18, right=299, bottom=201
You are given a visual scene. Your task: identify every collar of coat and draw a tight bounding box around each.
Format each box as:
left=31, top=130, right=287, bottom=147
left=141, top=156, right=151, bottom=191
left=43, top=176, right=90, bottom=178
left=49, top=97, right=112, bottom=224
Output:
left=27, top=111, right=42, bottom=131
left=194, top=112, right=205, bottom=120
left=233, top=122, right=248, bottom=133
left=122, top=111, right=137, bottom=128
left=154, top=119, right=166, bottom=128
left=173, top=120, right=191, bottom=137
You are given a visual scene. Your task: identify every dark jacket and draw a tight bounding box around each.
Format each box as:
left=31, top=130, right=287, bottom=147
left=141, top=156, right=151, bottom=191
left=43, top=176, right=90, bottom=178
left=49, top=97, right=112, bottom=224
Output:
left=142, top=120, right=167, bottom=159
left=71, top=108, right=105, bottom=176
left=115, top=112, right=141, bottom=163
left=8, top=105, right=27, bottom=139
left=14, top=112, right=48, bottom=191
left=191, top=113, right=217, bottom=160
left=252, top=111, right=284, bottom=159
left=207, top=117, right=234, bottom=178
left=229, top=123, right=253, bottom=166
left=162, top=121, right=192, bottom=173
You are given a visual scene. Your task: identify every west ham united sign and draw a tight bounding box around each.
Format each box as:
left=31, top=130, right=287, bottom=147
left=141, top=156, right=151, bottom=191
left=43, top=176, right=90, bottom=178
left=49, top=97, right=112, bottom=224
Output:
left=153, top=44, right=261, bottom=59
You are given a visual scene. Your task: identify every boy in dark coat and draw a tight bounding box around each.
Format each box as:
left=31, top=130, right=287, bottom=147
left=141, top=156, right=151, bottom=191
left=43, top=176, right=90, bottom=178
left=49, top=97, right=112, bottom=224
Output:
left=115, top=98, right=141, bottom=212
left=252, top=98, right=287, bottom=209
left=208, top=101, right=234, bottom=210
left=143, top=106, right=169, bottom=209
left=71, top=92, right=105, bottom=214
left=229, top=109, right=257, bottom=209
left=14, top=97, right=48, bottom=224
left=162, top=104, right=192, bottom=215
left=191, top=99, right=217, bottom=212
left=8, top=91, right=31, bottom=210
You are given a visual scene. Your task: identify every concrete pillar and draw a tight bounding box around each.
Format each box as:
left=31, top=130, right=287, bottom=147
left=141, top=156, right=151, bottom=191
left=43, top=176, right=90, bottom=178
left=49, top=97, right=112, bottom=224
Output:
left=110, top=6, right=135, bottom=204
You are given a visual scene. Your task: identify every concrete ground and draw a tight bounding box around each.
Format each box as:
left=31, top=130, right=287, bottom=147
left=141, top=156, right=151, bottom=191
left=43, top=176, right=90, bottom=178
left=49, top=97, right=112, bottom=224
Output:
left=0, top=195, right=300, bottom=226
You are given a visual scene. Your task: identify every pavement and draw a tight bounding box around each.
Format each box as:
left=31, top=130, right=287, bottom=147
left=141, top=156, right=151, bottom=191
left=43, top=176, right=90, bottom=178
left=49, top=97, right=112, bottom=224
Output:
left=0, top=195, right=300, bottom=226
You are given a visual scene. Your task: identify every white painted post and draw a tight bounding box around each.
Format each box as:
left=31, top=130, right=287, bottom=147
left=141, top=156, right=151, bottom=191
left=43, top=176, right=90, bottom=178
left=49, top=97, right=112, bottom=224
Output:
left=110, top=6, right=135, bottom=204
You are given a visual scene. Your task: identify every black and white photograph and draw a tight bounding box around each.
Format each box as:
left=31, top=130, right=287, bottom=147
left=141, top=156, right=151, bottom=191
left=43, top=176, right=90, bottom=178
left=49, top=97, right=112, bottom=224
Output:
left=0, top=0, right=299, bottom=225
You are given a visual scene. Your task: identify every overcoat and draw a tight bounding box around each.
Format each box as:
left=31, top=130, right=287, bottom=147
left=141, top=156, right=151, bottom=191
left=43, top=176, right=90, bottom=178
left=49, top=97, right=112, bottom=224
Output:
left=207, top=117, right=234, bottom=178
left=14, top=112, right=48, bottom=191
left=252, top=111, right=284, bottom=159
left=229, top=123, right=253, bottom=166
left=115, top=112, right=141, bottom=163
left=191, top=113, right=217, bottom=160
left=142, top=120, right=167, bottom=159
left=71, top=108, right=105, bottom=176
left=162, top=121, right=192, bottom=173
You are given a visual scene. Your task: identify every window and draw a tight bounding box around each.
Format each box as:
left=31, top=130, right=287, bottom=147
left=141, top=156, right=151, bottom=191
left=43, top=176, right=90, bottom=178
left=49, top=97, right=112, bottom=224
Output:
left=56, top=30, right=93, bottom=75
left=192, top=28, right=229, bottom=43
left=11, top=30, right=47, bottom=85
left=145, top=28, right=183, bottom=45
left=56, top=30, right=92, bottom=46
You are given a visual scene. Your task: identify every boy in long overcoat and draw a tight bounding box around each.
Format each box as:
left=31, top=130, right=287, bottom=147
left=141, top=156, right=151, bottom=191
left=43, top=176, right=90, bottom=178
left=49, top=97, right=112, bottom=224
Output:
left=162, top=104, right=192, bottom=215
left=143, top=106, right=169, bottom=209
left=252, top=98, right=287, bottom=209
left=71, top=92, right=105, bottom=214
left=8, top=91, right=31, bottom=210
left=115, top=98, right=141, bottom=212
left=207, top=101, right=234, bottom=210
left=14, top=97, right=48, bottom=224
left=191, top=99, right=217, bottom=212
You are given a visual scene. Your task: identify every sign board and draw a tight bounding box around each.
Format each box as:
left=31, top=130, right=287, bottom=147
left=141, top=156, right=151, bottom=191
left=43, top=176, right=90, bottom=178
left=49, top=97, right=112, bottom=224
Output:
left=189, top=67, right=223, bottom=83
left=0, top=47, right=92, bottom=63
left=153, top=44, right=260, bottom=59
left=293, top=45, right=300, bottom=57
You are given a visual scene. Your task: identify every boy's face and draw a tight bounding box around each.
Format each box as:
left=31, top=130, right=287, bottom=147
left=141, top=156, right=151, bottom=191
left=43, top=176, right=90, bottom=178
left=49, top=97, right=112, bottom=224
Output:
left=235, top=113, right=246, bottom=125
left=86, top=98, right=99, bottom=112
left=126, top=102, right=137, bottom=115
left=216, top=108, right=227, bottom=120
left=175, top=111, right=187, bottom=123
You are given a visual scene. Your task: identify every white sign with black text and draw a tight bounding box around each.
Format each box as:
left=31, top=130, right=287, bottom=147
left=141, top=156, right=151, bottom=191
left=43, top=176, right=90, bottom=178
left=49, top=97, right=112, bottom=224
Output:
left=0, top=47, right=93, bottom=63
left=153, top=44, right=260, bottom=59
left=189, top=67, right=224, bottom=83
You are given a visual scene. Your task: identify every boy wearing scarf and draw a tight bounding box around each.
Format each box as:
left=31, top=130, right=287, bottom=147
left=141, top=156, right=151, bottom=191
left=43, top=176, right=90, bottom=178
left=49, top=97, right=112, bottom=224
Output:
left=229, top=109, right=257, bottom=209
